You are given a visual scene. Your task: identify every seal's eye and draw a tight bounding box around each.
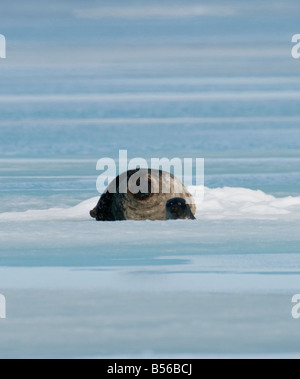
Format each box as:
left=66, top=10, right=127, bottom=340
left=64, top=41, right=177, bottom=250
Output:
left=178, top=202, right=182, bottom=206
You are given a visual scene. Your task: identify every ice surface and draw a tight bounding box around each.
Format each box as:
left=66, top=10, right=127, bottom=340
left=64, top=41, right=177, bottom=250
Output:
left=1, top=186, right=300, bottom=222
left=1, top=290, right=300, bottom=359
left=1, top=0, right=300, bottom=359
left=1, top=186, right=300, bottom=358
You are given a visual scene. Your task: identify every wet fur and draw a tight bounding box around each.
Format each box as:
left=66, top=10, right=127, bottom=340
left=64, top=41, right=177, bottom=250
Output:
left=90, top=169, right=196, bottom=221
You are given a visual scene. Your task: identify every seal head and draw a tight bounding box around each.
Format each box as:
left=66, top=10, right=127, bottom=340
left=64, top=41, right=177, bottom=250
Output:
left=90, top=169, right=196, bottom=221
left=166, top=197, right=196, bottom=220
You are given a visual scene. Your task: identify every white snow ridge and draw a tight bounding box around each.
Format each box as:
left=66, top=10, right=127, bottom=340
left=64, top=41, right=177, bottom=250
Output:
left=1, top=186, right=300, bottom=222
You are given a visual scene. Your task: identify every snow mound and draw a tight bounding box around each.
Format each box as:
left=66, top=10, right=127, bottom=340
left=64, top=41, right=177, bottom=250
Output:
left=1, top=187, right=300, bottom=222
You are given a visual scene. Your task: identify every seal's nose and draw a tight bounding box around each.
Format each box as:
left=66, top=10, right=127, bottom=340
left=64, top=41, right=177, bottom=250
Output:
left=167, top=203, right=179, bottom=214
left=90, top=207, right=97, bottom=218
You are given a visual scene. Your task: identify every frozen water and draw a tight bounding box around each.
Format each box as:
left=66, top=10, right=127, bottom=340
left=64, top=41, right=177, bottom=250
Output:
left=1, top=186, right=300, bottom=222
left=1, top=0, right=300, bottom=358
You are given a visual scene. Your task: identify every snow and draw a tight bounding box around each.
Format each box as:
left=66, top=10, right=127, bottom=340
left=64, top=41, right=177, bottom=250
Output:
left=1, top=0, right=300, bottom=358
left=1, top=186, right=300, bottom=222
left=1, top=189, right=300, bottom=358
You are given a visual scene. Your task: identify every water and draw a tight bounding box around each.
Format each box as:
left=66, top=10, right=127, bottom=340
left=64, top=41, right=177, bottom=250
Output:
left=0, top=0, right=300, bottom=358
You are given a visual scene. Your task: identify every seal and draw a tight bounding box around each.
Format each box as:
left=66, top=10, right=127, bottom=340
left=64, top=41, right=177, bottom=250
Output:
left=166, top=197, right=196, bottom=220
left=90, top=168, right=196, bottom=221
